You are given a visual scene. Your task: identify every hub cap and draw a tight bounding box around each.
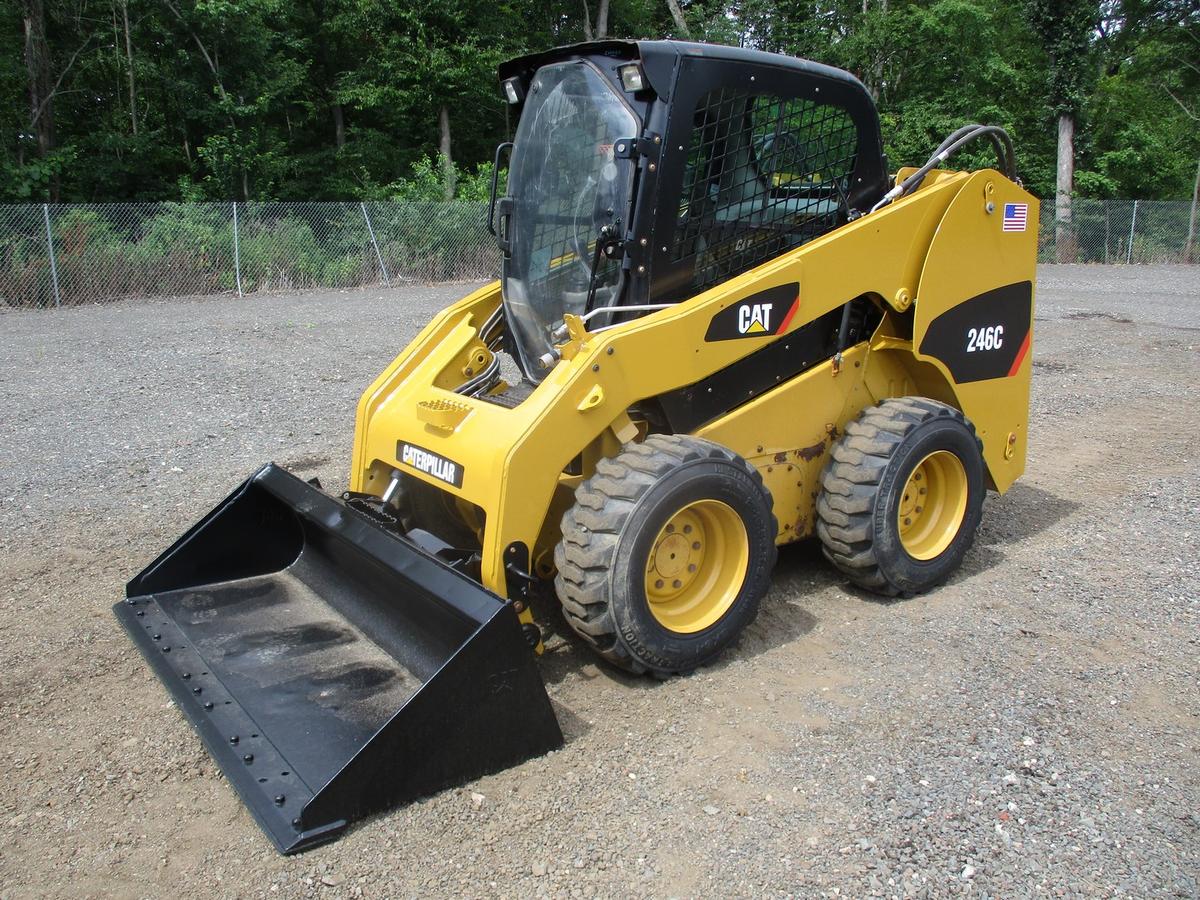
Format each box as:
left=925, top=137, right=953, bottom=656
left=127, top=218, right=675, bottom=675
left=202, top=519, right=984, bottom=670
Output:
left=644, top=500, right=749, bottom=634
left=897, top=450, right=968, bottom=560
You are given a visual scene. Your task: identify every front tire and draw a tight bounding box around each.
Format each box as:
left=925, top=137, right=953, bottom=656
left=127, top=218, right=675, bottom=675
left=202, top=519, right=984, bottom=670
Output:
left=554, top=435, right=777, bottom=676
left=816, top=397, right=985, bottom=595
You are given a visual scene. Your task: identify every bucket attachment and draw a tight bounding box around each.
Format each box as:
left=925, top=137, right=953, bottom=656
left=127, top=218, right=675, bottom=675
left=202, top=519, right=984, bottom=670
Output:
left=114, top=463, right=563, bottom=853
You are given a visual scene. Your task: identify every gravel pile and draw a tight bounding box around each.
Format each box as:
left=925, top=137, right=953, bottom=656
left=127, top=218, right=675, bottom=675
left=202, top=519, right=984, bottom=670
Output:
left=0, top=267, right=1195, bottom=897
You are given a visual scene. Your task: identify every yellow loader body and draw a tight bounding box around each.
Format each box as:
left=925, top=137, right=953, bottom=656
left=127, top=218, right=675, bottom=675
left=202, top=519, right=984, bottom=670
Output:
left=351, top=168, right=1037, bottom=612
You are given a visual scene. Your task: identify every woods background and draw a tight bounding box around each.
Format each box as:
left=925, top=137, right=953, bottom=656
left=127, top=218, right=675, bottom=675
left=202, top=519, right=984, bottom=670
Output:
left=4, top=1, right=1198, bottom=217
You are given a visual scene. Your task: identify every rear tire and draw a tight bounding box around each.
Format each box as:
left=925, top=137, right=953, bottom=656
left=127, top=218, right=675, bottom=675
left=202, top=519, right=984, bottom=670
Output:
left=816, top=397, right=984, bottom=596
left=554, top=435, right=777, bottom=676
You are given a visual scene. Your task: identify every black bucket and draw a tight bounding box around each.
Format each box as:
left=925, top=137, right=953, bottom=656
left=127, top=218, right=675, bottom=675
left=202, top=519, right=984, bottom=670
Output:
left=114, top=463, right=562, bottom=853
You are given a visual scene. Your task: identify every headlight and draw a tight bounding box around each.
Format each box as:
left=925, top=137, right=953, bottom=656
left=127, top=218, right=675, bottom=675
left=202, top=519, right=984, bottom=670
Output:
left=618, top=64, right=646, bottom=93
left=502, top=78, right=524, bottom=105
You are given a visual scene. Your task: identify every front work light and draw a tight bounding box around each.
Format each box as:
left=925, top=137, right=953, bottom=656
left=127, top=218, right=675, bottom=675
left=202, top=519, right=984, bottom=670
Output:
left=502, top=78, right=524, bottom=104
left=618, top=64, right=646, bottom=93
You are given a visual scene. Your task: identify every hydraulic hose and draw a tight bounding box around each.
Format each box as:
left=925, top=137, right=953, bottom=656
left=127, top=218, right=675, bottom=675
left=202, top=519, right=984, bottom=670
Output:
left=871, top=124, right=1017, bottom=213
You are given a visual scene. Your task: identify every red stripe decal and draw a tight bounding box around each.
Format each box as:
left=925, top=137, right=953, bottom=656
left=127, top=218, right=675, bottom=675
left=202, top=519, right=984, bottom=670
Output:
left=1007, top=330, right=1031, bottom=377
left=775, top=296, right=800, bottom=334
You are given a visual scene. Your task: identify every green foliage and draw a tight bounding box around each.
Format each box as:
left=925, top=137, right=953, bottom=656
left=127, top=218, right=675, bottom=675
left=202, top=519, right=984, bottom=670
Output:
left=384, top=155, right=500, bottom=202
left=0, top=0, right=1196, bottom=203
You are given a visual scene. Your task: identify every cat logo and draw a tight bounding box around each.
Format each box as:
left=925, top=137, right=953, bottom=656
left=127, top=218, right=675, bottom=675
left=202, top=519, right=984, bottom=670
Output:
left=704, top=283, right=801, bottom=342
left=738, top=303, right=773, bottom=334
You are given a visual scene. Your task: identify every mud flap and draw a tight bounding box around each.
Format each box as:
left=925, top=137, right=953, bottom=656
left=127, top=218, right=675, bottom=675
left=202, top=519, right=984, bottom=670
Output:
left=114, top=463, right=563, bottom=853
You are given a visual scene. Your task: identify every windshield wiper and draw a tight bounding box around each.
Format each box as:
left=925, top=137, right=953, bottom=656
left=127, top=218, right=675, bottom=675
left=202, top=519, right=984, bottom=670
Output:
left=582, top=222, right=624, bottom=316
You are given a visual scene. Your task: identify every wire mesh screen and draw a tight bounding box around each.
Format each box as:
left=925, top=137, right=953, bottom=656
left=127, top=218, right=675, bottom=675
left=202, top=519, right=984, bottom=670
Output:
left=671, top=89, right=858, bottom=295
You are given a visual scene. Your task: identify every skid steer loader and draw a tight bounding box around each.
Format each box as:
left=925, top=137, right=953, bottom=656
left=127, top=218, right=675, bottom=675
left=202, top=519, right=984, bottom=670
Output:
left=115, top=40, right=1037, bottom=852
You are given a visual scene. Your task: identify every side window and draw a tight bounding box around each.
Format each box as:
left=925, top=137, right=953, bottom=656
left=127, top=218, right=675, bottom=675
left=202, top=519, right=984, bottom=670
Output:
left=670, top=88, right=859, bottom=297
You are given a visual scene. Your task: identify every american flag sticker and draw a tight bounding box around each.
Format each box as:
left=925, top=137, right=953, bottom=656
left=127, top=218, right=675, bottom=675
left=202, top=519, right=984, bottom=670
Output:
left=1002, top=203, right=1028, bottom=232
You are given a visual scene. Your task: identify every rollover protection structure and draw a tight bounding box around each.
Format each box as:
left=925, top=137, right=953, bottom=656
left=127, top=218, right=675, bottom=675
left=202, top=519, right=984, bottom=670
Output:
left=117, top=39, right=1037, bottom=852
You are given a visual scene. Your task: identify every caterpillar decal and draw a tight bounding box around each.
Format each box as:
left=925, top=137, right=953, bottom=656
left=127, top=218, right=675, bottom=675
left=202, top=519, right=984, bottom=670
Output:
left=704, top=283, right=801, bottom=342
left=918, top=281, right=1033, bottom=384
left=397, top=441, right=465, bottom=488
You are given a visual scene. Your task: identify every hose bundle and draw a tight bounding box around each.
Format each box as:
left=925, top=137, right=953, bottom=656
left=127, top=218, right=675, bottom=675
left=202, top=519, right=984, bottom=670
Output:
left=871, top=124, right=1018, bottom=213
left=455, top=305, right=506, bottom=397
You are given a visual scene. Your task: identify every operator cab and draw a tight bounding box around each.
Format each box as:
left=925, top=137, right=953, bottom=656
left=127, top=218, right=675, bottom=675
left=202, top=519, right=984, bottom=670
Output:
left=491, top=40, right=889, bottom=380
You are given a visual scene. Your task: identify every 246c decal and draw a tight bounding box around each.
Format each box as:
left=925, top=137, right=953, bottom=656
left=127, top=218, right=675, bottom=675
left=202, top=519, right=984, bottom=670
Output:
left=918, top=282, right=1032, bottom=383
left=966, top=325, right=1004, bottom=352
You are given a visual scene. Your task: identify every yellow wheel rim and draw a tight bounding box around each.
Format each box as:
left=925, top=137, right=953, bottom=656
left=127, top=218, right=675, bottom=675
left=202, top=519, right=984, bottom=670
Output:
left=644, top=499, right=749, bottom=634
left=897, top=450, right=969, bottom=560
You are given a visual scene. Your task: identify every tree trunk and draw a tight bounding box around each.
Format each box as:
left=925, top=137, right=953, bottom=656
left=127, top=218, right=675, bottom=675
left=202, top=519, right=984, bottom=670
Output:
left=871, top=0, right=888, bottom=102
left=665, top=0, right=690, bottom=38
left=581, top=0, right=593, bottom=40
left=121, top=0, right=137, bottom=135
left=1186, top=155, right=1200, bottom=264
left=23, top=0, right=55, bottom=160
left=332, top=102, right=345, bottom=150
left=595, top=0, right=610, bottom=38
left=1055, top=112, right=1074, bottom=263
left=439, top=105, right=456, bottom=201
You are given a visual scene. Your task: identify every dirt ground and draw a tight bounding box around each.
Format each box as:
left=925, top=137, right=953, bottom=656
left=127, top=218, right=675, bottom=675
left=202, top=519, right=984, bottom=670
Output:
left=0, top=266, right=1196, bottom=898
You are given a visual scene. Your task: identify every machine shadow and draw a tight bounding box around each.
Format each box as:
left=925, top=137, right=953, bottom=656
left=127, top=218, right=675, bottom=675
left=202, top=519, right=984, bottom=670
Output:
left=532, top=539, right=825, bottom=695
left=535, top=481, right=1079, bottom=694
left=958, top=480, right=1081, bottom=579
left=834, top=479, right=1082, bottom=605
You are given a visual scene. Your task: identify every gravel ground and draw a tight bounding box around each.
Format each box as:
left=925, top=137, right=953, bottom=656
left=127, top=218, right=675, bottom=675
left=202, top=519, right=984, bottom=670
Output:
left=0, top=266, right=1196, bottom=898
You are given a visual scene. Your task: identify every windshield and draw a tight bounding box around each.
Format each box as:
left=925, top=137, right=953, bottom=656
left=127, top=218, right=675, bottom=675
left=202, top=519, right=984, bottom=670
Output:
left=502, top=62, right=637, bottom=377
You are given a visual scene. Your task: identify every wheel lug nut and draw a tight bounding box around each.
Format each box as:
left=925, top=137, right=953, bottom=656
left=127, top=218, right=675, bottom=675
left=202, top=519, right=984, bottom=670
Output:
left=665, top=524, right=674, bottom=533
left=687, top=564, right=696, bottom=572
left=683, top=524, right=692, bottom=534
left=692, top=541, right=701, bottom=550
left=655, top=579, right=664, bottom=589
left=672, top=579, right=682, bottom=588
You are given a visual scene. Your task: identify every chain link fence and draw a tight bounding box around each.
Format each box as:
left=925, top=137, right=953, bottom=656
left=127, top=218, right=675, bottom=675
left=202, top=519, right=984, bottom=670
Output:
left=1, top=198, right=1195, bottom=309
left=1038, top=199, right=1198, bottom=265
left=0, top=201, right=496, bottom=309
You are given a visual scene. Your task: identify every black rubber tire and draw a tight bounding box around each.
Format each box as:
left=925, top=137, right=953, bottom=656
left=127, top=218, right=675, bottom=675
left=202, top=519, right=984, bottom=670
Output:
left=816, top=397, right=985, bottom=596
left=553, top=434, right=777, bottom=677
left=393, top=472, right=480, bottom=548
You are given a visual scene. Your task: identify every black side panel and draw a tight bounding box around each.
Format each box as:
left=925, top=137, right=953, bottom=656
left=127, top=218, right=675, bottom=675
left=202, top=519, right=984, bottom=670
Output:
left=918, top=281, right=1032, bottom=384
left=115, top=464, right=563, bottom=853
left=657, top=306, right=841, bottom=433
